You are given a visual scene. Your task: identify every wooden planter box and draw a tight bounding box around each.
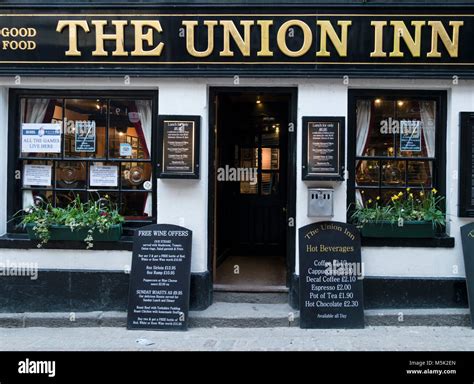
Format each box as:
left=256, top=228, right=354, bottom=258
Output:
left=25, top=223, right=122, bottom=242
left=360, top=221, right=436, bottom=238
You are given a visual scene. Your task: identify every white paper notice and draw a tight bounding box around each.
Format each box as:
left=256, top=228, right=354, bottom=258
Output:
left=23, top=164, right=52, bottom=186
left=90, top=165, right=118, bottom=187
left=21, top=123, right=62, bottom=153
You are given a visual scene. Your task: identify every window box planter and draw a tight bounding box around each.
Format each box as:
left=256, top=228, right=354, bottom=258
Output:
left=359, top=221, right=437, bottom=238
left=25, top=223, right=122, bottom=242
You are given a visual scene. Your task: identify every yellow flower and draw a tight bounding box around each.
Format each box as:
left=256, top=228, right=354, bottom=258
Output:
left=105, top=194, right=109, bottom=199
left=409, top=193, right=414, bottom=199
left=420, top=192, right=424, bottom=197
left=406, top=187, right=411, bottom=192
left=368, top=199, right=373, bottom=204
left=432, top=188, right=437, bottom=194
left=398, top=191, right=403, bottom=197
left=376, top=196, right=381, bottom=201
left=391, top=195, right=399, bottom=201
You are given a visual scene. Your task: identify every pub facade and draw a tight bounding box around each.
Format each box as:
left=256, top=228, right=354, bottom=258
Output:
left=0, top=0, right=473, bottom=315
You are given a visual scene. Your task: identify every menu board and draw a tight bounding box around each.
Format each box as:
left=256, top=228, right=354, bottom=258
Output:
left=459, top=113, right=474, bottom=217
left=299, top=221, right=364, bottom=329
left=158, top=115, right=200, bottom=179
left=302, top=117, right=345, bottom=180
left=127, top=224, right=193, bottom=331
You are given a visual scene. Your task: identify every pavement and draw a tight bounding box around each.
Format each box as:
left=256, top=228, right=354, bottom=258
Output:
left=1, top=326, right=474, bottom=351
left=0, top=305, right=470, bottom=328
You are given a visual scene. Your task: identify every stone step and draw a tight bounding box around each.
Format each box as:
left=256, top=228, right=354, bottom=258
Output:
left=213, top=291, right=289, bottom=304
left=0, top=305, right=470, bottom=328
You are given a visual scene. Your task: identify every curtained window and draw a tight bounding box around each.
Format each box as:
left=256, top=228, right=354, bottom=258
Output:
left=14, top=94, right=155, bottom=232
left=354, top=95, right=438, bottom=206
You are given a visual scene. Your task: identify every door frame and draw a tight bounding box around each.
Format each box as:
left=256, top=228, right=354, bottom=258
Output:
left=207, top=87, right=298, bottom=289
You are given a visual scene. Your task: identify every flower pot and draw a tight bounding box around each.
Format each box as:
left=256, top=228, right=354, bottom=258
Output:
left=25, top=223, right=122, bottom=242
left=359, top=221, right=436, bottom=238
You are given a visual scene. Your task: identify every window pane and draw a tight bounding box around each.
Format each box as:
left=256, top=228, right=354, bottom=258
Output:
left=396, top=100, right=436, bottom=158
left=357, top=99, right=395, bottom=156
left=109, top=100, right=151, bottom=160
left=355, top=189, right=379, bottom=207
left=262, top=172, right=279, bottom=195
left=28, top=190, right=54, bottom=207
left=121, top=163, right=152, bottom=190
left=382, top=160, right=406, bottom=187
left=240, top=180, right=258, bottom=194
left=407, top=161, right=433, bottom=187
left=88, top=162, right=119, bottom=189
left=63, top=98, right=107, bottom=159
left=357, top=98, right=437, bottom=159
left=121, top=192, right=152, bottom=219
left=240, top=147, right=258, bottom=168
left=22, top=160, right=53, bottom=188
left=262, top=148, right=279, bottom=170
left=380, top=189, right=406, bottom=204
left=356, top=160, right=379, bottom=186
left=55, top=161, right=86, bottom=189
left=55, top=191, right=87, bottom=208
left=20, top=98, right=62, bottom=158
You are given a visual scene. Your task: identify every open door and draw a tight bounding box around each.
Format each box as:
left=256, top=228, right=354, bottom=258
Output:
left=210, top=89, right=296, bottom=292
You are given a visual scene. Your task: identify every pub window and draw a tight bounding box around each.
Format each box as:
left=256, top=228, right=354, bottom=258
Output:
left=9, top=92, right=156, bottom=234
left=349, top=91, right=446, bottom=214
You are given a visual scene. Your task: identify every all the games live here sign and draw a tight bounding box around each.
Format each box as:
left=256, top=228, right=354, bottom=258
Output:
left=299, top=221, right=364, bottom=329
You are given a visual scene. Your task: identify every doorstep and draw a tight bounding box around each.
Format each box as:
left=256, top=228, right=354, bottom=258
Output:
left=0, top=305, right=470, bottom=328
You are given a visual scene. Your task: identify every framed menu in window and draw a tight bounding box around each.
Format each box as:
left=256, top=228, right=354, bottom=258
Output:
left=157, top=115, right=200, bottom=179
left=302, top=116, right=345, bottom=181
left=459, top=112, right=474, bottom=217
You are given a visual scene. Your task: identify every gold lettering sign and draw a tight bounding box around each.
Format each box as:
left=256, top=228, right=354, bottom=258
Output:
left=54, top=17, right=465, bottom=61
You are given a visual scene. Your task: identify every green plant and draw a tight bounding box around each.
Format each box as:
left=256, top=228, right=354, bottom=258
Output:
left=350, top=188, right=445, bottom=229
left=16, top=195, right=124, bottom=248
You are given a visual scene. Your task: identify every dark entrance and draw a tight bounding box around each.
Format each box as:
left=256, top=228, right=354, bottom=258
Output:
left=209, top=88, right=296, bottom=292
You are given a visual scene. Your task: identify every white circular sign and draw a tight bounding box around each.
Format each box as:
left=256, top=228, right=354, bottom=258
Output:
left=143, top=180, right=152, bottom=191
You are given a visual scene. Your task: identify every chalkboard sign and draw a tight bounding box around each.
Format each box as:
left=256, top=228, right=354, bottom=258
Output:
left=302, top=117, right=345, bottom=181
left=459, top=113, right=474, bottom=217
left=299, top=221, right=364, bottom=329
left=127, top=224, right=193, bottom=331
left=157, top=115, right=200, bottom=179
left=461, top=222, right=474, bottom=329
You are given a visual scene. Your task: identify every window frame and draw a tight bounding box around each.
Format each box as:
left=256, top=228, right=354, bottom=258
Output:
left=7, top=89, right=159, bottom=235
left=347, top=89, right=447, bottom=227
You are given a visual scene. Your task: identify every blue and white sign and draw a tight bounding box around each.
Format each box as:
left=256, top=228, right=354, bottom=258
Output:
left=75, top=120, right=96, bottom=152
left=400, top=120, right=422, bottom=152
left=21, top=123, right=62, bottom=153
left=120, top=143, right=133, bottom=157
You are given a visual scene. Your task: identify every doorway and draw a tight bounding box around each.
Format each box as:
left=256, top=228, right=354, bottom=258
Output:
left=209, top=88, right=296, bottom=292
